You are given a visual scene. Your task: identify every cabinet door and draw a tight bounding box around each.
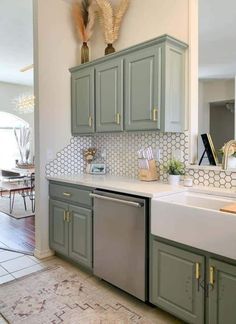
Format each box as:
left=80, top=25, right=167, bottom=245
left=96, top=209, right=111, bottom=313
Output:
left=163, top=44, right=186, bottom=132
left=49, top=199, right=68, bottom=256
left=68, top=204, right=92, bottom=269
left=124, top=45, right=161, bottom=131
left=71, top=67, right=95, bottom=134
left=150, top=240, right=205, bottom=324
left=96, top=59, right=123, bottom=132
left=208, top=259, right=236, bottom=324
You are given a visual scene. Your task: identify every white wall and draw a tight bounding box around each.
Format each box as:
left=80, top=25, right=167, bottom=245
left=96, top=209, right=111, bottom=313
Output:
left=198, top=79, right=235, bottom=159
left=33, top=0, right=77, bottom=258
left=0, top=81, right=34, bottom=156
left=34, top=0, right=194, bottom=257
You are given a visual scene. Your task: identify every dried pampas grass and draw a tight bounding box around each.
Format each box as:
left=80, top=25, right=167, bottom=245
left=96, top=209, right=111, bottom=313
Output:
left=96, top=0, right=130, bottom=44
left=72, top=0, right=97, bottom=42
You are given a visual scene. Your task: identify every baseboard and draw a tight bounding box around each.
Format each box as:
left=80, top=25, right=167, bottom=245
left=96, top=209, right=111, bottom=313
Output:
left=34, top=248, right=55, bottom=259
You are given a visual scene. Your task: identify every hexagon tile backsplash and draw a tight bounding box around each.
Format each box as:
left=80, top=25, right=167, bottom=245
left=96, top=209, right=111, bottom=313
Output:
left=46, top=131, right=236, bottom=189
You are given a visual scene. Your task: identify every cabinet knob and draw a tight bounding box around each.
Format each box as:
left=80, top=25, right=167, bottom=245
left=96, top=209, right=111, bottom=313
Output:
left=152, top=108, right=158, bottom=122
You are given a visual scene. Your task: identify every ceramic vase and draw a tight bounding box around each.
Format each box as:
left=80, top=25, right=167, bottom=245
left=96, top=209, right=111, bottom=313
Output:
left=168, top=174, right=181, bottom=185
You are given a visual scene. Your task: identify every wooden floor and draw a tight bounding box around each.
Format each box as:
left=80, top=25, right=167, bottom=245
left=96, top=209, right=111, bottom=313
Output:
left=0, top=212, right=35, bottom=253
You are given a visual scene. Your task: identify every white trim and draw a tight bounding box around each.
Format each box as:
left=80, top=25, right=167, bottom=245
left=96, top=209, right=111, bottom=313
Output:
left=188, top=0, right=199, bottom=164
left=34, top=248, right=55, bottom=260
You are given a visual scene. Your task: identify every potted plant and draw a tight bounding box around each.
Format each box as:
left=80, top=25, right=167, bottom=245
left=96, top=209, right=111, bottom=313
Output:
left=164, top=159, right=185, bottom=185
left=220, top=143, right=236, bottom=168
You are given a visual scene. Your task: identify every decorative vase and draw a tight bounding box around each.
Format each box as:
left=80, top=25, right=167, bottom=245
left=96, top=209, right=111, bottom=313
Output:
left=81, top=42, right=89, bottom=64
left=227, top=156, right=236, bottom=169
left=168, top=174, right=181, bottom=185
left=105, top=43, right=115, bottom=55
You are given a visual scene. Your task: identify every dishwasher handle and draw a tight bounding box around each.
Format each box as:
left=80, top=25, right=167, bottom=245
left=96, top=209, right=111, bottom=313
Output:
left=90, top=193, right=144, bottom=208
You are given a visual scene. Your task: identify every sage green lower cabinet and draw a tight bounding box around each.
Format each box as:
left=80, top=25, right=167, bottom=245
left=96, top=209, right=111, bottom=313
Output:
left=208, top=258, right=236, bottom=324
left=49, top=200, right=68, bottom=256
left=95, top=59, right=123, bottom=132
left=150, top=239, right=205, bottom=324
left=68, top=205, right=92, bottom=268
left=49, top=190, right=93, bottom=270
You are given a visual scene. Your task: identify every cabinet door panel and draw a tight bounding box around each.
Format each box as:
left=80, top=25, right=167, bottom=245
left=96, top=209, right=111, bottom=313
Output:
left=125, top=46, right=161, bottom=131
left=208, top=259, right=236, bottom=324
left=150, top=240, right=204, bottom=324
left=163, top=45, right=186, bottom=132
left=96, top=59, right=123, bottom=132
left=49, top=200, right=68, bottom=256
left=71, top=68, right=95, bottom=134
left=68, top=205, right=92, bottom=269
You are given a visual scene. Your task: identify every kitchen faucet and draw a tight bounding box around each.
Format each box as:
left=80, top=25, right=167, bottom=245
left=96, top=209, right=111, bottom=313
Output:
left=222, top=140, right=236, bottom=170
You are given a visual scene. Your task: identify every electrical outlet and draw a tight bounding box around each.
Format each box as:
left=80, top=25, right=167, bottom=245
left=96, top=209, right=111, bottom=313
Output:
left=101, top=149, right=107, bottom=159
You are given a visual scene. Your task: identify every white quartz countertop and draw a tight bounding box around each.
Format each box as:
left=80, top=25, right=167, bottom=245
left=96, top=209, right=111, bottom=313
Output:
left=47, top=174, right=187, bottom=198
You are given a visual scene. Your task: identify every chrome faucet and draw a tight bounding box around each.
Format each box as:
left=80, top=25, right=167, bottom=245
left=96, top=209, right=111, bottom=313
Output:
left=222, top=140, right=236, bottom=170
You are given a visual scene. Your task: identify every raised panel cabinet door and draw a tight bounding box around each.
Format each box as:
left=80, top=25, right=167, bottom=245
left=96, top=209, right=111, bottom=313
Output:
left=163, top=44, right=186, bottom=132
left=150, top=239, right=205, bottom=324
left=96, top=59, right=123, bottom=132
left=49, top=199, right=69, bottom=256
left=124, top=45, right=161, bottom=131
left=68, top=204, right=92, bottom=269
left=208, top=259, right=236, bottom=324
left=71, top=67, right=95, bottom=134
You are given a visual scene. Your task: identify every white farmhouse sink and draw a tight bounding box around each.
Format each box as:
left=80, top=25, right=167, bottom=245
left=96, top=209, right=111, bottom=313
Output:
left=151, top=192, right=236, bottom=260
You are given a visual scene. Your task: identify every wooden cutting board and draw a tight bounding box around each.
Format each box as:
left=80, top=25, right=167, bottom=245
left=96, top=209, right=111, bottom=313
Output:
left=220, top=203, right=236, bottom=214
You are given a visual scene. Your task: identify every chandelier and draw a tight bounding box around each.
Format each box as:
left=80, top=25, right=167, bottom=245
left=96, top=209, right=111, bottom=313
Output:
left=13, top=94, right=35, bottom=114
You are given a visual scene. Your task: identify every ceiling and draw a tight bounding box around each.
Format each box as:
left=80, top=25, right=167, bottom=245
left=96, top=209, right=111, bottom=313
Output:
left=0, top=0, right=33, bottom=86
left=0, top=0, right=235, bottom=85
left=199, top=0, right=236, bottom=79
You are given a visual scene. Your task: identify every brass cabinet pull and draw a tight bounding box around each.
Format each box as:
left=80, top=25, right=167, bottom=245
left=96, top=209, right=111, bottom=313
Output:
left=209, top=266, right=214, bottom=287
left=195, top=262, right=200, bottom=280
left=63, top=192, right=71, bottom=197
left=115, top=112, right=120, bottom=125
left=88, top=115, right=92, bottom=127
left=152, top=108, right=158, bottom=121
left=63, top=210, right=67, bottom=221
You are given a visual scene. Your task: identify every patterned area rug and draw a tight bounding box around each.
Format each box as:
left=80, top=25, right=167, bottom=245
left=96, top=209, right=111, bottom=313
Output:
left=0, top=265, right=179, bottom=324
left=0, top=195, right=34, bottom=219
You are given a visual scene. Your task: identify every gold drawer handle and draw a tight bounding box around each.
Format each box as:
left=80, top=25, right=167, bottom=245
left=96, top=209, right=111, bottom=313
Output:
left=63, top=192, right=71, bottom=197
left=195, top=262, right=200, bottom=280
left=209, top=266, right=214, bottom=287
left=152, top=108, right=158, bottom=122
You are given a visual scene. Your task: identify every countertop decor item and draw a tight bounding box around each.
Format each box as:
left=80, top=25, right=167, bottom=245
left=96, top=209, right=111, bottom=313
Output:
left=164, top=159, right=185, bottom=185
left=83, top=147, right=97, bottom=172
left=96, top=0, right=130, bottom=55
left=72, top=0, right=97, bottom=63
left=137, top=147, right=159, bottom=181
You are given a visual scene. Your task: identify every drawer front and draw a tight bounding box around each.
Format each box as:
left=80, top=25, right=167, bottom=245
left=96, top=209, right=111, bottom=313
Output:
left=49, top=182, right=92, bottom=207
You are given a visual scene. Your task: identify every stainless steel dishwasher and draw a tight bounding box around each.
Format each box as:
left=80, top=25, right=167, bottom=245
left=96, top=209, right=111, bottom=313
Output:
left=90, top=190, right=147, bottom=301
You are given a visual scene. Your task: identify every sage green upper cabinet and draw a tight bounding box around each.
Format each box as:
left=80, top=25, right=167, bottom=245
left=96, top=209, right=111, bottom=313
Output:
left=208, top=258, right=236, bottom=324
left=96, top=59, right=123, bottom=132
left=124, top=39, right=187, bottom=132
left=71, top=67, right=95, bottom=135
left=150, top=239, right=205, bottom=324
left=125, top=46, right=161, bottom=131
left=70, top=35, right=188, bottom=134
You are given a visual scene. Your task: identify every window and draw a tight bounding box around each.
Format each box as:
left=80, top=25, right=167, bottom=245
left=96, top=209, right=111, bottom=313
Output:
left=0, top=112, right=29, bottom=168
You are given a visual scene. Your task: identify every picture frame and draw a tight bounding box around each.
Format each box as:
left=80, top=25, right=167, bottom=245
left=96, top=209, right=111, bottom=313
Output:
left=90, top=163, right=106, bottom=175
left=199, top=133, right=219, bottom=166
